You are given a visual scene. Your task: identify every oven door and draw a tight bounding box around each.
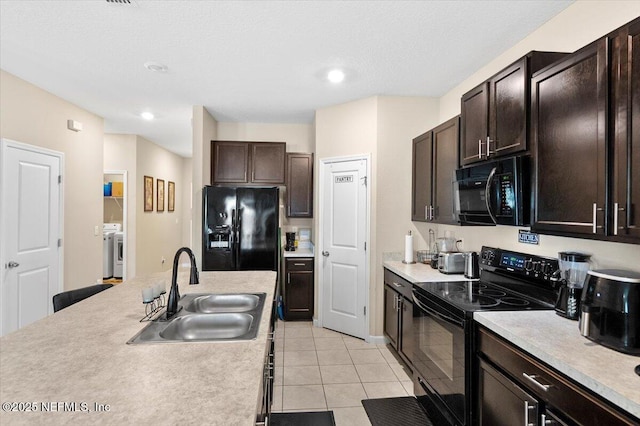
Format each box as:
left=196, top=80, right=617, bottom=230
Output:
left=412, top=289, right=468, bottom=426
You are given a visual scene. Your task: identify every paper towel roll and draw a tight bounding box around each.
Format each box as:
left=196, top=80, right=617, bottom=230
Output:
left=404, top=233, right=413, bottom=263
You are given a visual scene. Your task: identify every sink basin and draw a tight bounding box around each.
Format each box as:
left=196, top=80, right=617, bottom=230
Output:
left=184, top=293, right=261, bottom=313
left=160, top=313, right=254, bottom=340
left=127, top=292, right=266, bottom=344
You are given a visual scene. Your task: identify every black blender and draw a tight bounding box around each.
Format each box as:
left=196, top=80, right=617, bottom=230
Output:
left=553, top=252, right=592, bottom=320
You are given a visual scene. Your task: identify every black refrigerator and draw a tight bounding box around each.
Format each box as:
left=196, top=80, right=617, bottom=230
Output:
left=202, top=186, right=279, bottom=271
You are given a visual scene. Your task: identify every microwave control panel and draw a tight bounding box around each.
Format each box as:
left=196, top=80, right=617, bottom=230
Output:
left=480, top=246, right=559, bottom=282
left=496, top=173, right=514, bottom=215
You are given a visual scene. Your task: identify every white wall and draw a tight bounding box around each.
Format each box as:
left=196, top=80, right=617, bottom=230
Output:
left=0, top=69, right=104, bottom=290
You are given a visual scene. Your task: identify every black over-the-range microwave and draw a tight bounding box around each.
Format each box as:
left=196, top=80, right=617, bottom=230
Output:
left=454, top=155, right=530, bottom=226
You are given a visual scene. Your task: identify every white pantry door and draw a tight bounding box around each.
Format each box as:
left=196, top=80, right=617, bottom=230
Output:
left=320, top=157, right=368, bottom=339
left=1, top=139, right=62, bottom=336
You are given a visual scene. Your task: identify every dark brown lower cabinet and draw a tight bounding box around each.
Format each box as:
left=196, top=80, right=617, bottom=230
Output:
left=284, top=258, right=314, bottom=320
left=383, top=269, right=414, bottom=367
left=477, top=326, right=637, bottom=426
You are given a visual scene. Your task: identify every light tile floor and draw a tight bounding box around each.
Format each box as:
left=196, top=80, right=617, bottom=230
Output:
left=271, top=320, right=414, bottom=426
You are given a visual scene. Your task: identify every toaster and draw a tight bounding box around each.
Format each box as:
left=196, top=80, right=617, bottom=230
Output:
left=579, top=269, right=640, bottom=355
left=438, top=252, right=465, bottom=274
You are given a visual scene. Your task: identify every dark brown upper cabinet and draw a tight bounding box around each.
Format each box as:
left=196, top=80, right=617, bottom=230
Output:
left=460, top=52, right=567, bottom=166
left=286, top=153, right=314, bottom=218
left=211, top=141, right=285, bottom=185
left=532, top=17, right=640, bottom=244
left=412, top=116, right=459, bottom=224
left=531, top=39, right=608, bottom=238
left=611, top=19, right=640, bottom=241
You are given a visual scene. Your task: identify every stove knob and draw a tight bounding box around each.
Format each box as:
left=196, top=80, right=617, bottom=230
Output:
left=543, top=263, right=553, bottom=275
left=524, top=259, right=533, bottom=271
left=533, top=262, right=542, bottom=273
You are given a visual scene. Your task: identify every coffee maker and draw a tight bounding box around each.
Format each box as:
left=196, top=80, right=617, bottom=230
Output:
left=285, top=232, right=296, bottom=251
left=553, top=252, right=592, bottom=320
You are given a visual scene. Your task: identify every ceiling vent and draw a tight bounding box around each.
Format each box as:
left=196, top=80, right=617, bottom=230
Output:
left=105, top=0, right=138, bottom=5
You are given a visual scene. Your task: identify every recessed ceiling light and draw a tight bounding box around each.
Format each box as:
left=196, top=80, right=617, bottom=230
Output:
left=144, top=61, right=168, bottom=73
left=327, top=69, right=345, bottom=83
left=141, top=112, right=154, bottom=120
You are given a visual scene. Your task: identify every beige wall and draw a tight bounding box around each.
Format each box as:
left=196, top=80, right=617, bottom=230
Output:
left=375, top=96, right=440, bottom=335
left=104, top=134, right=137, bottom=279
left=181, top=157, right=193, bottom=248
left=315, top=95, right=440, bottom=337
left=419, top=1, right=640, bottom=265
left=135, top=136, right=186, bottom=276
left=191, top=106, right=218, bottom=268
left=0, top=70, right=104, bottom=291
left=216, top=122, right=317, bottom=239
left=439, top=1, right=640, bottom=121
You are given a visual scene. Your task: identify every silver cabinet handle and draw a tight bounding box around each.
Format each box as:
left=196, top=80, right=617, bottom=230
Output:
left=478, top=139, right=483, bottom=159
left=322, top=251, right=330, bottom=257
left=429, top=205, right=435, bottom=221
left=524, top=401, right=536, bottom=426
left=6, top=261, right=19, bottom=269
left=425, top=205, right=428, bottom=221
left=522, top=373, right=550, bottom=392
left=613, top=202, right=625, bottom=236
left=293, top=263, right=305, bottom=266
left=392, top=282, right=403, bottom=288
left=592, top=203, right=604, bottom=234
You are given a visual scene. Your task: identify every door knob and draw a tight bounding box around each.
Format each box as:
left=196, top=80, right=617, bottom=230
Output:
left=322, top=251, right=330, bottom=257
left=6, top=261, right=19, bottom=269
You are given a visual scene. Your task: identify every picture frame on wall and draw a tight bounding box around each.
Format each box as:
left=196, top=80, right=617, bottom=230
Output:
left=157, top=179, right=165, bottom=212
left=144, top=176, right=153, bottom=212
left=168, top=181, right=175, bottom=212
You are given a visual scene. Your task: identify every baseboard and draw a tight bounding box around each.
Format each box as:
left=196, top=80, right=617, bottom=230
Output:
left=367, top=335, right=389, bottom=345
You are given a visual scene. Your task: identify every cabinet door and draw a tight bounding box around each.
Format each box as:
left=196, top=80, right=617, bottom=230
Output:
left=432, top=116, right=459, bottom=224
left=285, top=269, right=313, bottom=320
left=286, top=153, right=313, bottom=218
left=384, top=286, right=399, bottom=349
left=490, top=58, right=527, bottom=157
left=399, top=298, right=414, bottom=365
left=251, top=143, right=286, bottom=184
left=412, top=131, right=432, bottom=221
left=460, top=82, right=489, bottom=166
left=532, top=39, right=608, bottom=237
left=478, top=358, right=539, bottom=426
left=612, top=20, right=640, bottom=241
left=212, top=141, right=249, bottom=183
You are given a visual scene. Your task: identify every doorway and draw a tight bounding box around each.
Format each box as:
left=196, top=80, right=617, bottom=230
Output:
left=0, top=139, right=63, bottom=336
left=318, top=155, right=370, bottom=340
left=103, top=170, right=127, bottom=282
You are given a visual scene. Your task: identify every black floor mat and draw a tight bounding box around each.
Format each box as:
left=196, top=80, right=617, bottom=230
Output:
left=270, top=411, right=336, bottom=426
left=362, top=397, right=433, bottom=426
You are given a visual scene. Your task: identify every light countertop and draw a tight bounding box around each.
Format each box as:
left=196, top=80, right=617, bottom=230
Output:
left=282, top=242, right=314, bottom=258
left=0, top=270, right=276, bottom=425
left=474, top=311, right=640, bottom=418
left=383, top=260, right=468, bottom=283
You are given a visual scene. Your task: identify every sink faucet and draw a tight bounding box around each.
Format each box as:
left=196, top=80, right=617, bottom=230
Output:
left=166, top=247, right=199, bottom=319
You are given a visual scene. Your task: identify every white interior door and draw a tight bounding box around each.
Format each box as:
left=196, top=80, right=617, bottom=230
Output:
left=1, top=139, right=62, bottom=336
left=321, top=157, right=368, bottom=339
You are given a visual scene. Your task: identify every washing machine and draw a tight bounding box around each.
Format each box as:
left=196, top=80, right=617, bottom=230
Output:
left=103, top=224, right=121, bottom=279
left=113, top=232, right=124, bottom=279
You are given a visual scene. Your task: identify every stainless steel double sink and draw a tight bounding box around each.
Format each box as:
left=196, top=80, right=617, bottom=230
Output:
left=127, top=293, right=266, bottom=344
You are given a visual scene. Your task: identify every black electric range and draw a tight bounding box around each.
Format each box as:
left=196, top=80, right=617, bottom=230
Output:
left=412, top=246, right=559, bottom=426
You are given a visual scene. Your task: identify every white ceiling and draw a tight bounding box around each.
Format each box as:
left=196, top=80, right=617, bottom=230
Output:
left=0, top=0, right=573, bottom=157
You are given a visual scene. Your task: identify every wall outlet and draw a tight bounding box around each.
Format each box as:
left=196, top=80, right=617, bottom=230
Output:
left=94, top=225, right=99, bottom=236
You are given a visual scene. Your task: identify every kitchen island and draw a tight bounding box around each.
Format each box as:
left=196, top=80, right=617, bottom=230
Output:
left=0, top=270, right=276, bottom=425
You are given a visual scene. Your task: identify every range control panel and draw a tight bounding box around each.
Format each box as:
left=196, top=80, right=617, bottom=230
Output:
left=480, top=246, right=559, bottom=282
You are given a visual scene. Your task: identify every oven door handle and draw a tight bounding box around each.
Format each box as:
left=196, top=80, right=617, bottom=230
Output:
left=484, top=166, right=498, bottom=225
left=412, top=293, right=464, bottom=327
